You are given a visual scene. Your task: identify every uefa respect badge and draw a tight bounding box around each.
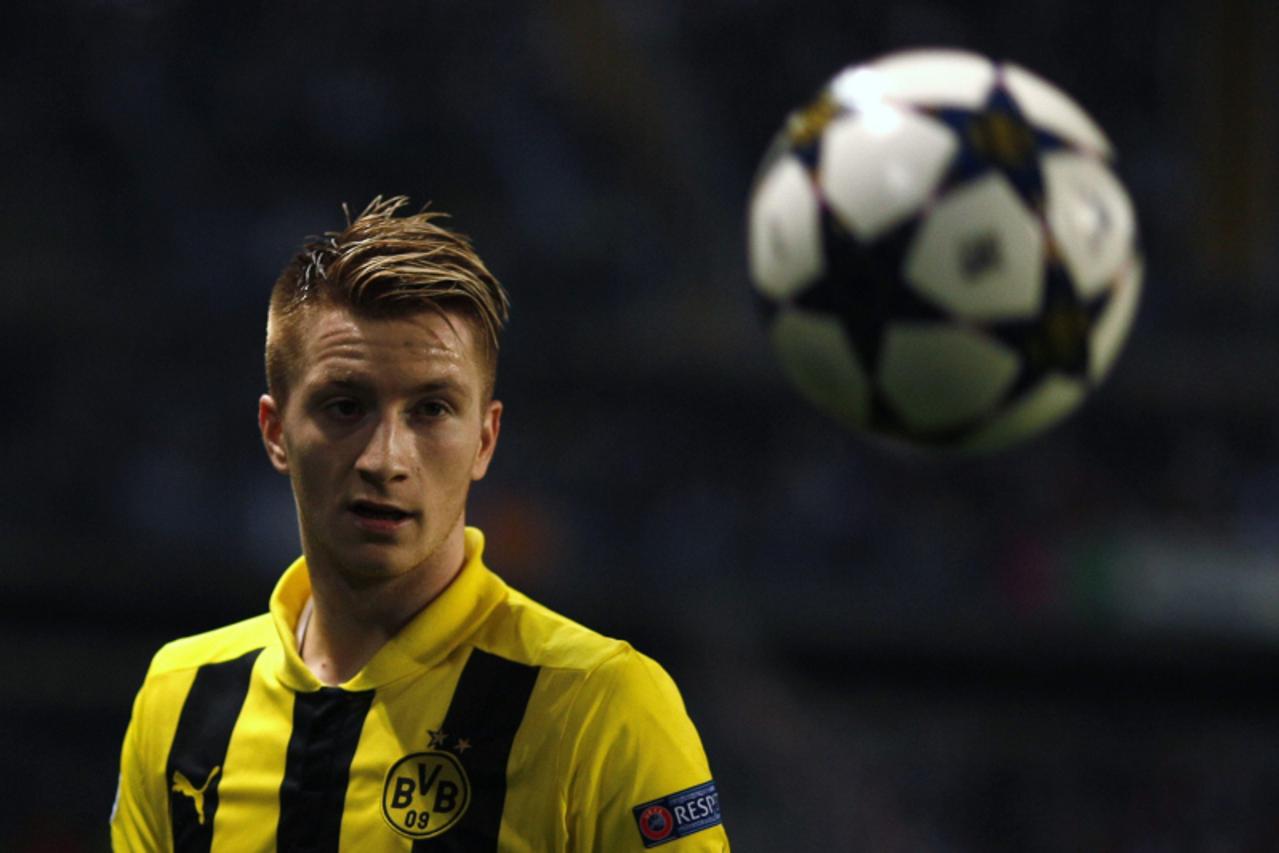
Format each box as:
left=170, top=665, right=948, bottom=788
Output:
left=631, top=781, right=722, bottom=847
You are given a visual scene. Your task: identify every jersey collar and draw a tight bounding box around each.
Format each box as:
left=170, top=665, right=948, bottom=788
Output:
left=268, top=526, right=507, bottom=692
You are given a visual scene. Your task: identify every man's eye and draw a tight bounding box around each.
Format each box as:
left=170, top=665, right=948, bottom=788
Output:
left=325, top=399, right=363, bottom=419
left=417, top=401, right=450, bottom=418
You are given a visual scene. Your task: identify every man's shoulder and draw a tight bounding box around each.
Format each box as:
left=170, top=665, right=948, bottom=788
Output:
left=477, top=585, right=638, bottom=675
left=147, top=612, right=277, bottom=679
left=477, top=587, right=691, bottom=724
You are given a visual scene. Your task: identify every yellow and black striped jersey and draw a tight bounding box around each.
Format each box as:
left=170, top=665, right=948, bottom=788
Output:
left=111, top=527, right=727, bottom=851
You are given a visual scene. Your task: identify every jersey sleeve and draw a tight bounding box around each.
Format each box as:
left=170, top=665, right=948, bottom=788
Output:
left=562, top=649, right=729, bottom=852
left=111, top=675, right=170, bottom=849
left=112, top=648, right=203, bottom=853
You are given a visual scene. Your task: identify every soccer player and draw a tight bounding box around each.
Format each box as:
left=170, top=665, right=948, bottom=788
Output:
left=111, top=197, right=728, bottom=851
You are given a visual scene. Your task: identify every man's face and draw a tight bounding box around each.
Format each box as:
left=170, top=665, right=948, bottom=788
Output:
left=258, top=305, right=500, bottom=585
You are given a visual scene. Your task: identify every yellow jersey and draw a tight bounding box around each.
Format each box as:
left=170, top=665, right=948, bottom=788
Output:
left=111, top=527, right=727, bottom=851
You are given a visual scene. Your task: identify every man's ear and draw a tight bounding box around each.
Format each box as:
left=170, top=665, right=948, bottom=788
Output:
left=471, top=399, right=502, bottom=481
left=259, top=394, right=290, bottom=475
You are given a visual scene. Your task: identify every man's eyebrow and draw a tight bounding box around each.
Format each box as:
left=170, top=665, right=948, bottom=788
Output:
left=313, top=376, right=466, bottom=396
left=315, top=375, right=372, bottom=391
left=411, top=378, right=466, bottom=397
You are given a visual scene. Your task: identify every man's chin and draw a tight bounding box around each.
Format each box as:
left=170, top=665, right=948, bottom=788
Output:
left=333, top=546, right=421, bottom=587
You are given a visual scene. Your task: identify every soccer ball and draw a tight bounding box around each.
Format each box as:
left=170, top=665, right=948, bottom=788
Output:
left=748, top=49, right=1141, bottom=452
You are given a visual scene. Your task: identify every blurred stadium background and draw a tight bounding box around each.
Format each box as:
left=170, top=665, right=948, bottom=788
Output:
left=4, top=0, right=1279, bottom=849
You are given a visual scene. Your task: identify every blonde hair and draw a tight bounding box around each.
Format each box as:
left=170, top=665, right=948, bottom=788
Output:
left=265, top=196, right=510, bottom=402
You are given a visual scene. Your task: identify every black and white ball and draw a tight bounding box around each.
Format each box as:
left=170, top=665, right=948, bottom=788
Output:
left=748, top=49, right=1141, bottom=452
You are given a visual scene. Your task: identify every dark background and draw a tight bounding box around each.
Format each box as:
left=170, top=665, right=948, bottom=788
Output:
left=4, top=1, right=1279, bottom=850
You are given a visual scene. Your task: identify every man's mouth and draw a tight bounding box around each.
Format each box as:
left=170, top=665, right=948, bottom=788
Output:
left=348, top=500, right=416, bottom=529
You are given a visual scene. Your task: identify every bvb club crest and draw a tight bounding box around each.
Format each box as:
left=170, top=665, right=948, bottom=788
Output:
left=381, top=749, right=471, bottom=839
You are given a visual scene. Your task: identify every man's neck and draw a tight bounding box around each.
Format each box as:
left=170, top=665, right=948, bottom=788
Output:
left=299, top=540, right=466, bottom=686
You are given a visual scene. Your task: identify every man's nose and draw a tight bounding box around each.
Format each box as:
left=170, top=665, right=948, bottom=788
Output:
left=355, top=412, right=412, bottom=484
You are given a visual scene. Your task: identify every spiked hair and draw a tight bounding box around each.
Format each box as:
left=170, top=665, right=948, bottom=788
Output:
left=265, top=196, right=510, bottom=403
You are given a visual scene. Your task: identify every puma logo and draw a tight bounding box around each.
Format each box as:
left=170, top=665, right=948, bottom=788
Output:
left=172, top=766, right=221, bottom=825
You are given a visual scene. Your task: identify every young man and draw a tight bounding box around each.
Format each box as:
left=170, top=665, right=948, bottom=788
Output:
left=111, top=197, right=728, bottom=851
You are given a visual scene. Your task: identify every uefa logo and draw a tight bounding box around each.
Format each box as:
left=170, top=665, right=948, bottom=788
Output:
left=637, top=805, right=675, bottom=843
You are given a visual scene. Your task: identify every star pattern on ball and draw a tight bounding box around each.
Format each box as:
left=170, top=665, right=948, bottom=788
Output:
left=985, top=263, right=1111, bottom=401
left=920, top=80, right=1071, bottom=213
left=790, top=207, right=952, bottom=440
left=793, top=209, right=943, bottom=375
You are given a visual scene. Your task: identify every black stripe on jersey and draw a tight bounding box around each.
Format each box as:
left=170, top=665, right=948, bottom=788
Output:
left=277, top=686, right=376, bottom=852
left=415, top=649, right=541, bottom=852
left=166, top=648, right=264, bottom=853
